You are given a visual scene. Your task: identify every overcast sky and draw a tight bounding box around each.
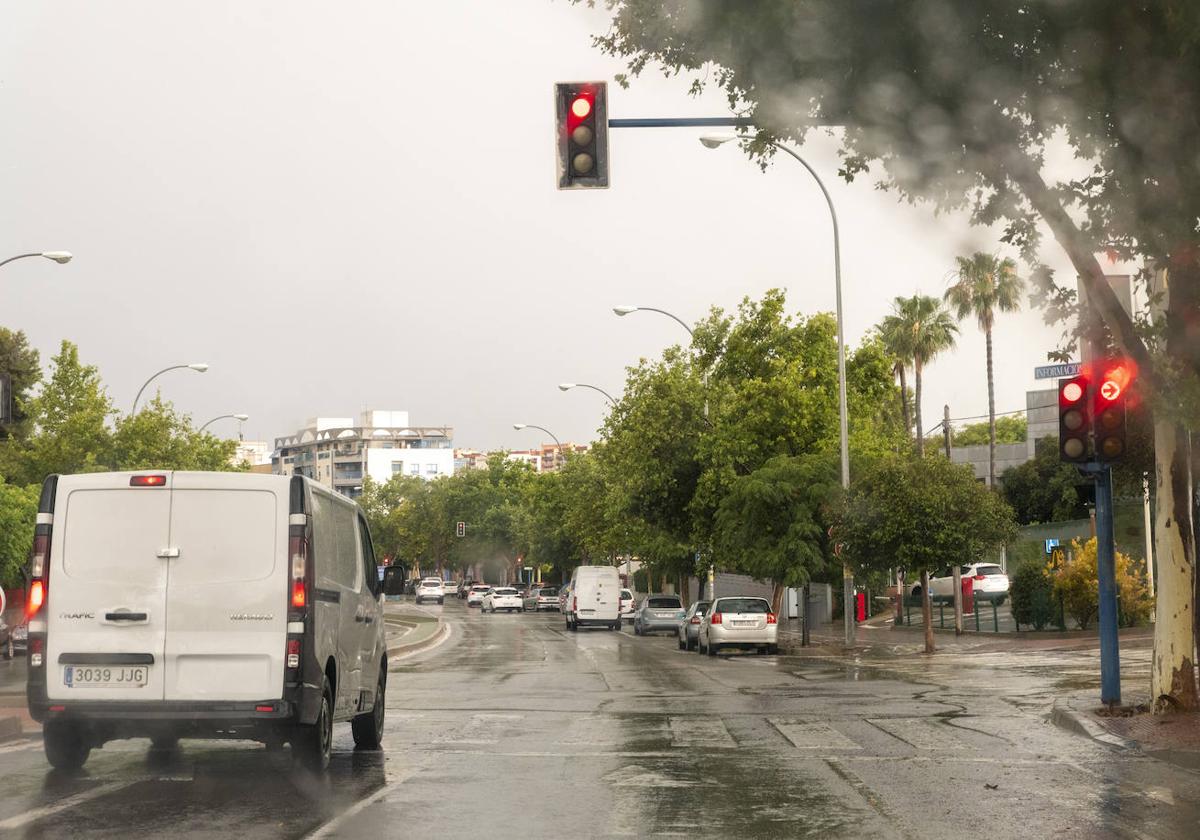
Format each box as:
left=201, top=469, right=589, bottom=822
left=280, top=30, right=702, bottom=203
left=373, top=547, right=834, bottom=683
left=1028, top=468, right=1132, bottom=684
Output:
left=1, top=2, right=1077, bottom=452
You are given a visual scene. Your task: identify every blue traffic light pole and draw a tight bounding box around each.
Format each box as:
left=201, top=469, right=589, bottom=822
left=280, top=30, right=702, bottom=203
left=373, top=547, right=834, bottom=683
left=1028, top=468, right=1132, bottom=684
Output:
left=1086, top=462, right=1122, bottom=706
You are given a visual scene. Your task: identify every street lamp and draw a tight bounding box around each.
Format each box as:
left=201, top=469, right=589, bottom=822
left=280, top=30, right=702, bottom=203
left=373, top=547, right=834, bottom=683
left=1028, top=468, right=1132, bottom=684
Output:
left=558, top=382, right=617, bottom=405
left=612, top=305, right=694, bottom=337
left=131, top=363, right=209, bottom=414
left=0, top=251, right=73, bottom=270
left=700, top=132, right=855, bottom=646
left=198, top=413, right=249, bottom=433
left=513, top=423, right=565, bottom=470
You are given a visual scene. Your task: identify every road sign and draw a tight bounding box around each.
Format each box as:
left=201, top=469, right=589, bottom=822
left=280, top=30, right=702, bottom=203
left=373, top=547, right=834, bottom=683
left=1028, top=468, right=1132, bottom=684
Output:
left=1035, top=362, right=1082, bottom=380
left=456, top=521, right=465, bottom=538
left=1044, top=538, right=1059, bottom=554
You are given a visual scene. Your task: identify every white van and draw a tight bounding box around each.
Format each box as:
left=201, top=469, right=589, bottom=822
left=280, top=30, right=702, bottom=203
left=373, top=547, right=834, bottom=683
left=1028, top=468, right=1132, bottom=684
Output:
left=25, top=471, right=387, bottom=771
left=563, top=566, right=620, bottom=631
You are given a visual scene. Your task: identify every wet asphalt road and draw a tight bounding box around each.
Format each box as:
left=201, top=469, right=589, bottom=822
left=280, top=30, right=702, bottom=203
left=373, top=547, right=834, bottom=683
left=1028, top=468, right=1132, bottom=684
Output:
left=1, top=600, right=1199, bottom=839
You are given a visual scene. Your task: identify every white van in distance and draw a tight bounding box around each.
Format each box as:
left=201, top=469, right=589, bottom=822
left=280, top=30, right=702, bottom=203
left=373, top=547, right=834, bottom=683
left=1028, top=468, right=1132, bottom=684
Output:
left=563, top=566, right=621, bottom=631
left=25, top=471, right=387, bottom=771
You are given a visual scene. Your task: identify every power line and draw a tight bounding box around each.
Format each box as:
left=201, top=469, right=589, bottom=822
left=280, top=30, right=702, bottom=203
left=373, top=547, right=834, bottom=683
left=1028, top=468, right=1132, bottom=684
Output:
left=923, top=402, right=1057, bottom=438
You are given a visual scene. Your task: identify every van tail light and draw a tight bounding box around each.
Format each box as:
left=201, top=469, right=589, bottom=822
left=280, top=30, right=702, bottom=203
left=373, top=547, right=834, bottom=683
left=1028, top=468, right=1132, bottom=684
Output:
left=288, top=523, right=309, bottom=617
left=286, top=638, right=301, bottom=670
left=572, top=596, right=577, bottom=612
left=30, top=638, right=44, bottom=669
left=129, top=474, right=167, bottom=487
left=766, top=613, right=777, bottom=625
left=28, top=531, right=51, bottom=619
left=710, top=612, right=722, bottom=625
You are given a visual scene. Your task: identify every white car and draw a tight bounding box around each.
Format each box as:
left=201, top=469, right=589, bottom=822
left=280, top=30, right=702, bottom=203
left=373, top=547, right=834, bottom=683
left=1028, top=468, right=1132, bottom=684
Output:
left=466, top=585, right=490, bottom=607
left=26, top=471, right=387, bottom=771
left=415, top=578, right=445, bottom=605
left=698, top=596, right=779, bottom=656
left=442, top=580, right=460, bottom=598
left=619, top=588, right=635, bottom=621
left=482, top=587, right=522, bottom=613
left=908, top=563, right=1010, bottom=604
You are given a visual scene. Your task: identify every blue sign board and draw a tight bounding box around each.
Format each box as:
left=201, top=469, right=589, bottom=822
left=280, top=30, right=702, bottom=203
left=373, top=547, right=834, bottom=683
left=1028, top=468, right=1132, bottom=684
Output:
left=1044, top=538, right=1060, bottom=554
left=1035, top=362, right=1082, bottom=380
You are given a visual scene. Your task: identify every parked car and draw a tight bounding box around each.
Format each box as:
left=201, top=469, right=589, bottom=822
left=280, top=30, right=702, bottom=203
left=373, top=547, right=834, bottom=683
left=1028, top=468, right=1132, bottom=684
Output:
left=698, top=596, right=778, bottom=656
left=415, top=578, right=445, bottom=605
left=482, top=587, right=523, bottom=613
left=466, top=585, right=490, bottom=607
left=563, top=566, right=621, bottom=631
left=677, top=600, right=711, bottom=651
left=458, top=580, right=477, bottom=599
left=619, top=588, right=635, bottom=621
left=524, top=586, right=559, bottom=612
left=443, top=580, right=461, bottom=598
left=908, top=563, right=1010, bottom=605
left=633, top=595, right=686, bottom=636
left=26, top=471, right=387, bottom=771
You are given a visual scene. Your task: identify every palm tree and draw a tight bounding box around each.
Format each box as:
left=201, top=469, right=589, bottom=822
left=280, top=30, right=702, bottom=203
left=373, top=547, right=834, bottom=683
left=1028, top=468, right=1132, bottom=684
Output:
left=880, top=295, right=959, bottom=455
left=877, top=316, right=914, bottom=440
left=944, top=252, right=1025, bottom=486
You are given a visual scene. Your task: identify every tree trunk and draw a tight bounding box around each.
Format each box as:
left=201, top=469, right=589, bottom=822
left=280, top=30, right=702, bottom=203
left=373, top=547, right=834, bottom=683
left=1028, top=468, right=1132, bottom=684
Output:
left=921, top=569, right=934, bottom=654
left=897, top=364, right=911, bottom=440
left=680, top=575, right=690, bottom=609
left=914, top=359, right=925, bottom=456
left=1152, top=417, right=1199, bottom=710
left=771, top=581, right=785, bottom=615
left=985, top=327, right=996, bottom=487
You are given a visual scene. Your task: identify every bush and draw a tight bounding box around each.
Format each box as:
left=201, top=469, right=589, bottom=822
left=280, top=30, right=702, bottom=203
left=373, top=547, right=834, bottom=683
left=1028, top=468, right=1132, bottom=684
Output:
left=1051, top=538, right=1154, bottom=630
left=1009, top=559, right=1057, bottom=630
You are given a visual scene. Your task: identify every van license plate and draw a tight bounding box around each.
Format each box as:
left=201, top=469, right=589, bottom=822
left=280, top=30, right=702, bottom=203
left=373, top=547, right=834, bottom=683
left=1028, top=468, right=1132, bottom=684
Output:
left=63, top=666, right=149, bottom=688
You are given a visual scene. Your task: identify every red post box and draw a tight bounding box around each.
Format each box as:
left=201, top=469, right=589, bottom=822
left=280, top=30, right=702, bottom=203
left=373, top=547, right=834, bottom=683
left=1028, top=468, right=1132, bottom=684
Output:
left=855, top=590, right=867, bottom=623
left=961, top=576, right=975, bottom=615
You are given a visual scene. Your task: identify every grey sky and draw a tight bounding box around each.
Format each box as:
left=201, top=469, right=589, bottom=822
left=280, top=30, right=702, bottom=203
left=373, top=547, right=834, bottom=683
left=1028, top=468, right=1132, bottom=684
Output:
left=1, top=2, right=1073, bottom=452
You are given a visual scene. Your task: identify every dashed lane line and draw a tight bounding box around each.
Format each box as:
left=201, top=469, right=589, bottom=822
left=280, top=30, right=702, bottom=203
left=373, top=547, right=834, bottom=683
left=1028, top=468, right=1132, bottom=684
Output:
left=303, top=763, right=425, bottom=840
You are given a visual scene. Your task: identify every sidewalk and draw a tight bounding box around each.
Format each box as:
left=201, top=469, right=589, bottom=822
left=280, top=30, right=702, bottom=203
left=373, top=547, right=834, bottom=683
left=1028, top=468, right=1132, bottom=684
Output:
left=1053, top=689, right=1200, bottom=771
left=383, top=601, right=448, bottom=659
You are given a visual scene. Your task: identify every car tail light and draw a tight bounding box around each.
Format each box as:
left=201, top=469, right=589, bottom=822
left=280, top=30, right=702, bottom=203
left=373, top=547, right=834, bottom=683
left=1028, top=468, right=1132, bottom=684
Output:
left=289, top=522, right=309, bottom=616
left=689, top=615, right=701, bottom=625
left=286, top=638, right=301, bottom=670
left=766, top=613, right=777, bottom=625
left=710, top=612, right=722, bottom=624
left=129, top=474, right=167, bottom=487
left=973, top=574, right=986, bottom=581
left=255, top=704, right=274, bottom=713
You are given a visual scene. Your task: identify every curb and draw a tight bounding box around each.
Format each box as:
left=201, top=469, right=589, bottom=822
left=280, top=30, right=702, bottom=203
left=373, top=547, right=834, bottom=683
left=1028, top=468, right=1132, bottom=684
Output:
left=387, top=619, right=449, bottom=661
left=1048, top=698, right=1140, bottom=751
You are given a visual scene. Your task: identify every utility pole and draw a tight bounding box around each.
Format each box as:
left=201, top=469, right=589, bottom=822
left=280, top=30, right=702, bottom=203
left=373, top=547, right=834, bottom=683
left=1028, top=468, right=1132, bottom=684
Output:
left=943, top=404, right=952, bottom=458
left=946, top=405, right=963, bottom=634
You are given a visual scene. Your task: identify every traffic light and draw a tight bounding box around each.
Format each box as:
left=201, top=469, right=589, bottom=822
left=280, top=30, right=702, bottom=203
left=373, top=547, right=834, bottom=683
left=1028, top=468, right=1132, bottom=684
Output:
left=555, top=82, right=609, bottom=189
left=1093, top=359, right=1131, bottom=462
left=1058, top=374, right=1090, bottom=463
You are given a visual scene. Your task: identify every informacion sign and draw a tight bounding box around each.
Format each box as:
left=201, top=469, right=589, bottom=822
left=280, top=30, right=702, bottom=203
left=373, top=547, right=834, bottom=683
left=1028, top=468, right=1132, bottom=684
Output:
left=1035, top=362, right=1082, bottom=380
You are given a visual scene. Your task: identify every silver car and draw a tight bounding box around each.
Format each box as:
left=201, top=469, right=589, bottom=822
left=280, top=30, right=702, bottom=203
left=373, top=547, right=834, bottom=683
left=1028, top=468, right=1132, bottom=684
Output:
left=632, top=595, right=686, bottom=636
left=698, top=596, right=778, bottom=656
left=523, top=586, right=559, bottom=612
left=676, top=600, right=711, bottom=651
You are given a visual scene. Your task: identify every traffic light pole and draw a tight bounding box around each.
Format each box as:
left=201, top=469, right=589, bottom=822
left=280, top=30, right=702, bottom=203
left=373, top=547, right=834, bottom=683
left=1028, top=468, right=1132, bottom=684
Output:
left=1088, top=462, right=1122, bottom=706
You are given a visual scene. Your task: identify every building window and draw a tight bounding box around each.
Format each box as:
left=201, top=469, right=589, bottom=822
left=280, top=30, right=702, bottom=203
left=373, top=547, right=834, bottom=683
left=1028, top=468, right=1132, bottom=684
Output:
left=425, top=463, right=438, bottom=475
left=409, top=463, right=420, bottom=476
left=382, top=442, right=394, bottom=449
left=391, top=462, right=404, bottom=475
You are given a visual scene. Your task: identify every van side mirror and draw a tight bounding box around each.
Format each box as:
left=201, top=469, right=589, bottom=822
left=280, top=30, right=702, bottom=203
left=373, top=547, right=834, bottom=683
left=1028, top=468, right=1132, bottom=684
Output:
left=383, top=566, right=406, bottom=596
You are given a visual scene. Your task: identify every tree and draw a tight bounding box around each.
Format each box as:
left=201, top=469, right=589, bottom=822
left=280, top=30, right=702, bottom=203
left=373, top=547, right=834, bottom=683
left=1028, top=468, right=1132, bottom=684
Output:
left=20, top=341, right=113, bottom=483
left=0, top=327, right=41, bottom=437
left=112, top=395, right=240, bottom=471
left=1000, top=437, right=1089, bottom=526
left=953, top=416, right=1026, bottom=447
left=878, top=295, right=958, bottom=455
left=944, top=253, right=1025, bottom=487
left=0, top=480, right=38, bottom=589
left=837, top=455, right=1017, bottom=653
left=581, top=0, right=1200, bottom=707
left=876, top=314, right=913, bottom=442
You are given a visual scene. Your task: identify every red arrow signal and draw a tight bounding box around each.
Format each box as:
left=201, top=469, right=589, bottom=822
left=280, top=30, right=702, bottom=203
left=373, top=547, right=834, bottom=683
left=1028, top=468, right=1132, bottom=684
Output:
left=1100, top=380, right=1122, bottom=401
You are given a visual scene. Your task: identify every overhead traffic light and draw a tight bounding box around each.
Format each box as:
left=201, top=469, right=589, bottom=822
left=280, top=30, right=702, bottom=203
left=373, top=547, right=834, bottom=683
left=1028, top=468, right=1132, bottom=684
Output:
left=1093, top=359, right=1131, bottom=462
left=1058, top=374, right=1090, bottom=463
left=555, top=82, right=609, bottom=189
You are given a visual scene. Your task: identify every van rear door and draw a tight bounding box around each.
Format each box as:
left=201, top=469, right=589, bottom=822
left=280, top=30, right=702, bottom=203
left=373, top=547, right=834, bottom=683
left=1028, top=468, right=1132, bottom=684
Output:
left=46, top=474, right=173, bottom=702
left=162, top=473, right=287, bottom=702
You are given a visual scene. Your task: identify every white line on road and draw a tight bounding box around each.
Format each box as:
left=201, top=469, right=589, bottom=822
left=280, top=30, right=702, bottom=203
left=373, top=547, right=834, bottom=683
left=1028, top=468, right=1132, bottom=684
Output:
left=303, top=764, right=423, bottom=839
left=0, top=738, right=41, bottom=754
left=770, top=718, right=862, bottom=751
left=0, top=780, right=137, bottom=832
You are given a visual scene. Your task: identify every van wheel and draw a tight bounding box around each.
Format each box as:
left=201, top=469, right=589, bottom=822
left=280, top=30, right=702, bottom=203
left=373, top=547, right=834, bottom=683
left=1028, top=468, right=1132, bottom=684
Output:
left=352, top=666, right=386, bottom=750
left=295, top=677, right=333, bottom=771
left=44, top=720, right=90, bottom=771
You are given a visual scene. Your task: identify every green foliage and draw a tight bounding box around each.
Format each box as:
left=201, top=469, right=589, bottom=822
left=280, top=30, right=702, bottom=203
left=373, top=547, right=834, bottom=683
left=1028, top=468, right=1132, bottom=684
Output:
left=113, top=396, right=240, bottom=471
left=1053, top=537, right=1154, bottom=631
left=877, top=295, right=957, bottom=449
left=837, top=455, right=1017, bottom=579
left=0, top=327, right=41, bottom=438
left=0, top=480, right=38, bottom=589
left=954, top=416, right=1026, bottom=447
left=1000, top=437, right=1088, bottom=525
left=944, top=254, right=1024, bottom=334
left=1009, top=559, right=1057, bottom=631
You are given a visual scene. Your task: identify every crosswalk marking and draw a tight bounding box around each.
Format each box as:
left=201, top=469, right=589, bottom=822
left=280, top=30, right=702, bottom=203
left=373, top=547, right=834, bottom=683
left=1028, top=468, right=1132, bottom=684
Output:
left=770, top=718, right=862, bottom=750
left=669, top=717, right=736, bottom=748
left=868, top=717, right=964, bottom=750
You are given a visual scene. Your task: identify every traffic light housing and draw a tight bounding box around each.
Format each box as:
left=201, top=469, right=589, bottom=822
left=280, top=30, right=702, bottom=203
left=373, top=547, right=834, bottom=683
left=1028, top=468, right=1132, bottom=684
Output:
left=1058, top=374, right=1090, bottom=463
left=555, top=82, right=609, bottom=189
left=1093, top=359, right=1130, bottom=462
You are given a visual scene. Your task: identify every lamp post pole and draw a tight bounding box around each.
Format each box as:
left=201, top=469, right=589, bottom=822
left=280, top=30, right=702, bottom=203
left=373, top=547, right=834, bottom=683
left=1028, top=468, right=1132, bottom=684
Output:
left=131, top=363, right=209, bottom=414
left=198, top=413, right=249, bottom=434
left=700, top=135, right=855, bottom=646
left=558, top=383, right=617, bottom=405
left=513, top=423, right=565, bottom=470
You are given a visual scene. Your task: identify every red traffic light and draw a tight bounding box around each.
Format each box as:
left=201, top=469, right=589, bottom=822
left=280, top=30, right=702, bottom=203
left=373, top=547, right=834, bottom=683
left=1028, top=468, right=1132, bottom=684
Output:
left=1062, top=380, right=1084, bottom=403
left=570, top=96, right=592, bottom=119
left=1096, top=360, right=1134, bottom=403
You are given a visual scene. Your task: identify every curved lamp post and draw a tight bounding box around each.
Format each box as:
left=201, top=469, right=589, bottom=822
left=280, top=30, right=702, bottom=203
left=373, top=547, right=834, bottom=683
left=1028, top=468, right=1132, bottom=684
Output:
left=513, top=423, right=565, bottom=469
left=0, top=251, right=73, bottom=270
left=700, top=133, right=854, bottom=646
left=558, top=382, right=616, bottom=405
left=612, top=305, right=694, bottom=337
left=198, top=413, right=249, bottom=433
left=131, top=363, right=209, bottom=414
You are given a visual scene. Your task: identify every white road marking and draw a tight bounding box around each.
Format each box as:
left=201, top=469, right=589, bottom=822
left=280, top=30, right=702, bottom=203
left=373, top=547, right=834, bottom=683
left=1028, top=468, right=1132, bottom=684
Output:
left=0, top=780, right=137, bottom=831
left=868, top=718, right=966, bottom=750
left=303, top=764, right=423, bottom=839
left=436, top=713, right=524, bottom=745
left=0, top=738, right=41, bottom=754
left=770, top=718, right=862, bottom=751
left=602, top=764, right=698, bottom=788
left=668, top=717, right=736, bottom=748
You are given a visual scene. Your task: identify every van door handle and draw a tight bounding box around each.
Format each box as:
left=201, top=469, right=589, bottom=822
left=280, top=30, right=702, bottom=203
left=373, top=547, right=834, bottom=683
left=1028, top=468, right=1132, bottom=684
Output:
left=105, top=612, right=148, bottom=622
left=157, top=547, right=180, bottom=559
